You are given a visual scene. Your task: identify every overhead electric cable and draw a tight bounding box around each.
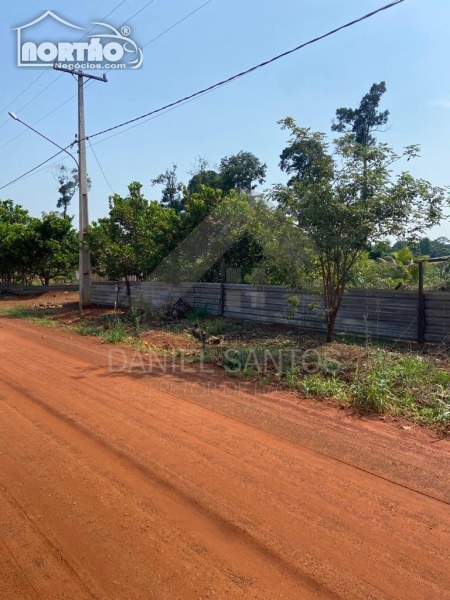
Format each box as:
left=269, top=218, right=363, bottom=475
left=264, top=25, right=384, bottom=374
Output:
left=0, top=0, right=405, bottom=191
left=0, top=145, right=75, bottom=191
left=85, top=0, right=405, bottom=142
left=0, top=0, right=129, bottom=125
left=0, top=0, right=213, bottom=151
left=88, top=139, right=115, bottom=194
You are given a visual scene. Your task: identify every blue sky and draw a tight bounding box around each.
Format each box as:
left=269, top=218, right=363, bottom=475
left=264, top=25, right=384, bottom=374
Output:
left=1, top=0, right=449, bottom=238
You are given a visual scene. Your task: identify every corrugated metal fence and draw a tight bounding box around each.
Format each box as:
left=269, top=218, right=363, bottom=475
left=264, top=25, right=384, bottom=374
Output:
left=0, top=284, right=78, bottom=295
left=91, top=281, right=450, bottom=343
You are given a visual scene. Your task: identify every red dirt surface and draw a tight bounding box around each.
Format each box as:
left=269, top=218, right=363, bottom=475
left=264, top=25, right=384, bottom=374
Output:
left=1, top=314, right=450, bottom=599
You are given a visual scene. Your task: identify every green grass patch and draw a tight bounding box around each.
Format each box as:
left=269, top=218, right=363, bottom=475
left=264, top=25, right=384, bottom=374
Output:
left=0, top=305, right=58, bottom=327
left=285, top=349, right=450, bottom=428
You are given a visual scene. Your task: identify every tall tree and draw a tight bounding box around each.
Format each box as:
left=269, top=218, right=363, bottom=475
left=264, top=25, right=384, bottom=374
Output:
left=187, top=170, right=222, bottom=195
left=151, top=164, right=184, bottom=213
left=219, top=151, right=267, bottom=194
left=88, top=182, right=180, bottom=281
left=0, top=200, right=32, bottom=283
left=29, top=213, right=78, bottom=285
left=274, top=118, right=447, bottom=342
left=0, top=201, right=78, bottom=284
left=53, top=165, right=92, bottom=217
left=331, top=81, right=389, bottom=147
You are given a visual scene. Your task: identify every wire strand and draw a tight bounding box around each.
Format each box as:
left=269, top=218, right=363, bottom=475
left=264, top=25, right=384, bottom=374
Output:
left=85, top=0, right=405, bottom=142
left=0, top=1, right=129, bottom=127
left=88, top=139, right=115, bottom=194
left=0, top=0, right=405, bottom=192
left=0, top=0, right=213, bottom=151
left=0, top=144, right=75, bottom=191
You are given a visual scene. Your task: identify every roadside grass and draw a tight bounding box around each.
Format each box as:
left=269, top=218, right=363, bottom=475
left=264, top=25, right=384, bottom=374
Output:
left=0, top=304, right=132, bottom=344
left=1, top=302, right=449, bottom=430
left=286, top=350, right=450, bottom=427
left=0, top=305, right=58, bottom=327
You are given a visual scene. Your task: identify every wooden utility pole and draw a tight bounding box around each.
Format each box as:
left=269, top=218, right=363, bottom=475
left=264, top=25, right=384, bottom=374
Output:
left=53, top=64, right=107, bottom=308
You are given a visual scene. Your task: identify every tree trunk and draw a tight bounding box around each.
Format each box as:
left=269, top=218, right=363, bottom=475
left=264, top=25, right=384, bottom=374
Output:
left=326, top=310, right=338, bottom=343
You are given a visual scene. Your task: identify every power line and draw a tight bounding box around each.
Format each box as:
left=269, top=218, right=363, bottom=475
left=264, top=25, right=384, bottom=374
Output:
left=142, top=0, right=212, bottom=48
left=85, top=0, right=405, bottom=142
left=0, top=0, right=404, bottom=192
left=0, top=0, right=212, bottom=152
left=82, top=0, right=214, bottom=94
left=0, top=144, right=75, bottom=191
left=1, top=94, right=206, bottom=186
left=88, top=139, right=115, bottom=194
left=0, top=89, right=214, bottom=191
left=91, top=89, right=214, bottom=147
left=0, top=92, right=78, bottom=151
left=122, top=0, right=157, bottom=24
left=0, top=1, right=128, bottom=126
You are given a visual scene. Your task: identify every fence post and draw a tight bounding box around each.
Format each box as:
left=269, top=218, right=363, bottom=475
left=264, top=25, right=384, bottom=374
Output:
left=418, top=261, right=425, bottom=344
left=125, top=277, right=132, bottom=308
left=219, top=258, right=226, bottom=316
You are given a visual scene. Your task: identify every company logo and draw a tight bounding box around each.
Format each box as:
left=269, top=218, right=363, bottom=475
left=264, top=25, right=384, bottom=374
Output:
left=13, top=11, right=143, bottom=70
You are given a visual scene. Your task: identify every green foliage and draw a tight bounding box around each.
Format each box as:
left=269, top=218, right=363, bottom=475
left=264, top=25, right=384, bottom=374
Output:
left=332, top=81, right=390, bottom=147
left=186, top=307, right=208, bottom=324
left=288, top=373, right=348, bottom=403
left=88, top=182, right=181, bottom=280
left=153, top=187, right=255, bottom=283
left=151, top=164, right=184, bottom=213
left=349, top=351, right=450, bottom=421
left=0, top=200, right=78, bottom=284
left=187, top=170, right=222, bottom=195
left=219, top=151, right=267, bottom=194
left=53, top=165, right=91, bottom=218
left=29, top=213, right=78, bottom=285
left=283, top=347, right=450, bottom=427
left=272, top=114, right=447, bottom=341
left=245, top=200, right=317, bottom=288
left=186, top=151, right=267, bottom=197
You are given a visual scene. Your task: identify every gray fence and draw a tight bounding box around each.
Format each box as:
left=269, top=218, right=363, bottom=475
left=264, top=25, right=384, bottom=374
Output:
left=91, top=281, right=450, bottom=343
left=0, top=284, right=78, bottom=295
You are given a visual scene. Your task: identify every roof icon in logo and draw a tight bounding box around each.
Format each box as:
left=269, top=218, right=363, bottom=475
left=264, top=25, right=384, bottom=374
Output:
left=12, top=11, right=85, bottom=32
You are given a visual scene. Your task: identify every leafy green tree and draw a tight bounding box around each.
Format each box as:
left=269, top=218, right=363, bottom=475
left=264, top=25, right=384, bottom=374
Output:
left=332, top=82, right=389, bottom=147
left=273, top=119, right=447, bottom=342
left=368, top=240, right=392, bottom=260
left=417, top=237, right=431, bottom=257
left=219, top=151, right=267, bottom=194
left=0, top=200, right=32, bottom=283
left=187, top=170, right=222, bottom=195
left=88, top=182, right=180, bottom=280
left=0, top=199, right=30, bottom=225
left=418, top=236, right=450, bottom=258
left=245, top=200, right=316, bottom=288
left=28, top=213, right=78, bottom=285
left=53, top=165, right=91, bottom=218
left=0, top=201, right=77, bottom=284
left=184, top=152, right=267, bottom=277
left=279, top=123, right=334, bottom=187
left=151, top=164, right=184, bottom=213
left=153, top=187, right=254, bottom=283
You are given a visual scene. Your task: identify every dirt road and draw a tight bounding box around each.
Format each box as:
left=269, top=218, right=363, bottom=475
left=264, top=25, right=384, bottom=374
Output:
left=0, top=317, right=450, bottom=599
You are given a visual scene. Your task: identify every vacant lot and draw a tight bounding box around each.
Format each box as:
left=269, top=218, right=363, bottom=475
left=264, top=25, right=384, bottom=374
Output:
left=0, top=294, right=450, bottom=598
left=2, top=291, right=450, bottom=430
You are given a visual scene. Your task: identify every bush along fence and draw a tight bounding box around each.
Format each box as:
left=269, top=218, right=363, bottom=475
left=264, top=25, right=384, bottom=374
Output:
left=91, top=281, right=450, bottom=344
